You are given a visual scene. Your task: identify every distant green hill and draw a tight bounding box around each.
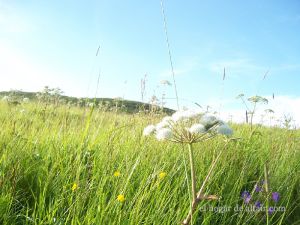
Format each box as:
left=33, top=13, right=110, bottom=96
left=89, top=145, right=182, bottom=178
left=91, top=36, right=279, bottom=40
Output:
left=0, top=90, right=175, bottom=114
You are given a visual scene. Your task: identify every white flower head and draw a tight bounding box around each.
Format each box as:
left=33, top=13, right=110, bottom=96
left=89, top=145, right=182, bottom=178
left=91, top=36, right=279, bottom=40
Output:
left=171, top=111, right=186, bottom=122
left=143, top=125, right=156, bottom=136
left=200, top=114, right=218, bottom=127
left=216, top=123, right=233, bottom=136
left=185, top=110, right=201, bottom=119
left=88, top=102, right=95, bottom=107
left=189, top=124, right=206, bottom=134
left=156, top=128, right=172, bottom=141
left=23, top=97, right=29, bottom=103
left=160, top=80, right=172, bottom=86
left=172, top=110, right=200, bottom=122
left=156, top=121, right=170, bottom=130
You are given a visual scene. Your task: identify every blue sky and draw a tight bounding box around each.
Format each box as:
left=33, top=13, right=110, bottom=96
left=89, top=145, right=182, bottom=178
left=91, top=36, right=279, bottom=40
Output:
left=1, top=0, right=300, bottom=126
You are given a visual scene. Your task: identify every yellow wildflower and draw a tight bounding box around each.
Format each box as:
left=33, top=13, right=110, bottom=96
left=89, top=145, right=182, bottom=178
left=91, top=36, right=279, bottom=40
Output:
left=117, top=194, right=125, bottom=203
left=113, top=171, right=121, bottom=177
left=159, top=172, right=167, bottom=180
left=71, top=183, right=78, bottom=192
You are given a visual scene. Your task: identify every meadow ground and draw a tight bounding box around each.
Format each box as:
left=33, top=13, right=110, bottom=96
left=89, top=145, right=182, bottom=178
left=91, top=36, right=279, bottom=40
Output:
left=0, top=102, right=299, bottom=225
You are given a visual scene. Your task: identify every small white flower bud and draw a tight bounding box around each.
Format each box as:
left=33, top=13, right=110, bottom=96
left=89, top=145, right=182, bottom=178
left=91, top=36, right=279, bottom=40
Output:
left=189, top=124, right=206, bottom=134
left=143, top=125, right=156, bottom=136
left=156, top=128, right=172, bottom=141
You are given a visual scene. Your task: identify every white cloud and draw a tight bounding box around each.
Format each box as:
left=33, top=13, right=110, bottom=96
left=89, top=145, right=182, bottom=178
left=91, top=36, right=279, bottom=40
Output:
left=219, top=95, right=300, bottom=128
left=209, top=58, right=300, bottom=79
left=275, top=63, right=300, bottom=71
left=158, top=58, right=201, bottom=78
left=180, top=94, right=300, bottom=129
left=159, top=68, right=189, bottom=77
left=0, top=41, right=88, bottom=97
left=209, top=58, right=267, bottom=79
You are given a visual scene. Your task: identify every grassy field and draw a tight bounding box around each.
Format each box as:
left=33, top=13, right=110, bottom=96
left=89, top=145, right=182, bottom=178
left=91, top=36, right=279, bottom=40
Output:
left=0, top=102, right=299, bottom=225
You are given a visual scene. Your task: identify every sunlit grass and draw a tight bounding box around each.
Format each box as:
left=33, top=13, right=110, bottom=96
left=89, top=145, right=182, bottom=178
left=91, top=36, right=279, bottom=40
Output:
left=0, top=102, right=299, bottom=225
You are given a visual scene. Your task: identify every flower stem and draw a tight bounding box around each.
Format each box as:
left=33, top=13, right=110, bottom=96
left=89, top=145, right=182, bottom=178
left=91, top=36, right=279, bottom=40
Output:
left=264, top=163, right=269, bottom=225
left=182, top=144, right=226, bottom=225
left=188, top=143, right=197, bottom=204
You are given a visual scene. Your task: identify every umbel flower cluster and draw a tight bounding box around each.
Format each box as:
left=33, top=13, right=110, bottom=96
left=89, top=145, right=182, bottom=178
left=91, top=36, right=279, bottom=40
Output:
left=143, top=109, right=233, bottom=143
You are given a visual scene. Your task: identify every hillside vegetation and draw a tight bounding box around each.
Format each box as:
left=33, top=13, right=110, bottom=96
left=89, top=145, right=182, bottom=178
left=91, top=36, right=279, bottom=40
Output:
left=0, top=90, right=175, bottom=114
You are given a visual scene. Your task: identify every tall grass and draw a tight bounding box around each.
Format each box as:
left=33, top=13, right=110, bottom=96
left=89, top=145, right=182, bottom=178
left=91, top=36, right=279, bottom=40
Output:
left=0, top=102, right=299, bottom=224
